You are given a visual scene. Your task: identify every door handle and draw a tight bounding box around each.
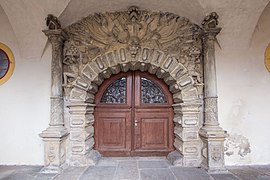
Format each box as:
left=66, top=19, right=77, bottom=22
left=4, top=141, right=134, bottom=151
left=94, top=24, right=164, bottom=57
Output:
left=135, top=119, right=139, bottom=126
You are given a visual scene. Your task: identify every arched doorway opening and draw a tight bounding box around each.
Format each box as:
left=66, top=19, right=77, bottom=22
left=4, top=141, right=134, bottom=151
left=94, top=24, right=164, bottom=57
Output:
left=94, top=71, right=174, bottom=156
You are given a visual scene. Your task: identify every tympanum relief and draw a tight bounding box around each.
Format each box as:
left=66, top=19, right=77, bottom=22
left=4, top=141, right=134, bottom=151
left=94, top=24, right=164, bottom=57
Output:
left=62, top=6, right=203, bottom=98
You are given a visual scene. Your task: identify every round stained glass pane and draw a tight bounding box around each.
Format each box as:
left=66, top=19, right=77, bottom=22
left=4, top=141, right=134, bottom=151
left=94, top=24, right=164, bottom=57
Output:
left=0, top=49, right=10, bottom=79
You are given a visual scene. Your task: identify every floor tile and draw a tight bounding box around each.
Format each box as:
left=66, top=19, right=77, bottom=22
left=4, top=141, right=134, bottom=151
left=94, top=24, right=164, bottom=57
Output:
left=138, top=160, right=169, bottom=169
left=54, top=167, right=86, bottom=180
left=251, top=165, right=270, bottom=176
left=170, top=167, right=212, bottom=180
left=97, top=158, right=119, bottom=167
left=34, top=173, right=57, bottom=180
left=228, top=166, right=270, bottom=180
left=140, top=169, right=176, bottom=180
left=114, top=160, right=139, bottom=180
left=79, top=166, right=116, bottom=180
left=210, top=173, right=241, bottom=180
left=1, top=172, right=36, bottom=180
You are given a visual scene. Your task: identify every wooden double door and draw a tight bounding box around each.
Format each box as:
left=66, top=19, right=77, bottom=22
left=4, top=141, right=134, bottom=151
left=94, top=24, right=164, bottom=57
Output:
left=94, top=71, right=174, bottom=156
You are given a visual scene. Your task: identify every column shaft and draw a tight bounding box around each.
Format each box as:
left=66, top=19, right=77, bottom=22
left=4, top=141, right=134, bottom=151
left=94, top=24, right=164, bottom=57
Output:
left=43, top=30, right=66, bottom=127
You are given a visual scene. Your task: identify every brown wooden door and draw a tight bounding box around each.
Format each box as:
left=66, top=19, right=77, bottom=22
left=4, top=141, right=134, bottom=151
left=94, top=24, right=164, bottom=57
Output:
left=94, top=71, right=174, bottom=156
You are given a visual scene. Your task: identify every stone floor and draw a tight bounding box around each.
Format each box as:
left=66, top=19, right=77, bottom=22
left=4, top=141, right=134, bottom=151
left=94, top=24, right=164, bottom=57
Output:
left=1, top=157, right=270, bottom=180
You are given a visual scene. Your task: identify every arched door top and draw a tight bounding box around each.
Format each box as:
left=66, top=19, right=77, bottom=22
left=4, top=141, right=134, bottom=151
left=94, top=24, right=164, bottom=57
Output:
left=95, top=71, right=173, bottom=106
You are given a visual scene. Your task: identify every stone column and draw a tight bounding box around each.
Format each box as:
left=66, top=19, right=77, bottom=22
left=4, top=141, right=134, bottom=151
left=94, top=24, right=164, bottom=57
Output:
left=39, top=15, right=68, bottom=173
left=199, top=12, right=228, bottom=173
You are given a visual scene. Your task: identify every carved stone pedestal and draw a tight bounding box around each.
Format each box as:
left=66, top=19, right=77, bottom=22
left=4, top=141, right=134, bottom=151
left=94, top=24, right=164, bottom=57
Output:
left=200, top=129, right=227, bottom=173
left=39, top=129, right=68, bottom=173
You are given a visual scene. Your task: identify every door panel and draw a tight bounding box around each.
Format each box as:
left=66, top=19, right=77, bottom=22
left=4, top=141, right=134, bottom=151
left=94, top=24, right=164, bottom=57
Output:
left=133, top=109, right=174, bottom=154
left=94, top=71, right=174, bottom=156
left=94, top=109, right=131, bottom=155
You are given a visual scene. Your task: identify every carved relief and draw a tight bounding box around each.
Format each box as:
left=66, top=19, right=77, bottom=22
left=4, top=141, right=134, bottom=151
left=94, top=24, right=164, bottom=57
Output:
left=62, top=7, right=206, bottom=167
left=204, top=97, right=218, bottom=125
left=50, top=97, right=64, bottom=126
left=48, top=146, right=56, bottom=165
left=211, top=146, right=222, bottom=162
left=63, top=6, right=203, bottom=97
left=202, top=12, right=219, bottom=29
left=46, top=14, right=61, bottom=30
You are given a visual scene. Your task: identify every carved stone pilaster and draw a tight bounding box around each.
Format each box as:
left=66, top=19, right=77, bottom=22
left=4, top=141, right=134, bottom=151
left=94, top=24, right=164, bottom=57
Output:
left=171, top=101, right=202, bottom=167
left=67, top=101, right=101, bottom=166
left=199, top=12, right=227, bottom=173
left=39, top=15, right=68, bottom=173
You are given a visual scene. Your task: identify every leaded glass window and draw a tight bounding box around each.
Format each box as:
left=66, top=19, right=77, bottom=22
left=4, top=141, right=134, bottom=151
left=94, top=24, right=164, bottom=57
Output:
left=101, top=77, right=126, bottom=103
left=141, top=77, right=167, bottom=103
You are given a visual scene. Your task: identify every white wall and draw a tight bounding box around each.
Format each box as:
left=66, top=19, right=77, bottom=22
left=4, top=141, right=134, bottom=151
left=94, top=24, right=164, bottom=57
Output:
left=0, top=6, right=51, bottom=165
left=217, top=3, right=270, bottom=165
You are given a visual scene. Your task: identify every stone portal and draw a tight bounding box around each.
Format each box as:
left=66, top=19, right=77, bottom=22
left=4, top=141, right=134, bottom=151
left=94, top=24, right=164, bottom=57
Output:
left=40, top=6, right=227, bottom=173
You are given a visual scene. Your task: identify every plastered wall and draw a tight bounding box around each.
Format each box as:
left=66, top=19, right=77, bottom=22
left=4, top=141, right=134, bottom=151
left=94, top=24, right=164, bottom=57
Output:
left=216, top=3, right=270, bottom=165
left=0, top=6, right=51, bottom=165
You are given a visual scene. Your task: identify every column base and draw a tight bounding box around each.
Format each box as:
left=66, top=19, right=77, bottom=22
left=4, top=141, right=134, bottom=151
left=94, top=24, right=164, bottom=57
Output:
left=199, top=127, right=228, bottom=174
left=39, top=126, right=69, bottom=168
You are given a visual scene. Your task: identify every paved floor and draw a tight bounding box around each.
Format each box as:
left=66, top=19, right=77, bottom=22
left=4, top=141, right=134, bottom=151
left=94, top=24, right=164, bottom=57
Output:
left=1, top=157, right=270, bottom=180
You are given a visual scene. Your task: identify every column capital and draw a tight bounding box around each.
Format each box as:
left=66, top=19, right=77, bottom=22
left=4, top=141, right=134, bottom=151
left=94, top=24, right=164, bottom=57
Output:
left=42, top=14, right=67, bottom=44
left=42, top=29, right=67, bottom=44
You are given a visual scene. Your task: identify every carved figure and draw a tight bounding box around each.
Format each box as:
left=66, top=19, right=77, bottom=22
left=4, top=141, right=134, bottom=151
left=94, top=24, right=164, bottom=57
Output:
left=128, top=36, right=141, bottom=58
left=202, top=12, right=219, bottom=29
left=46, top=14, right=61, bottom=30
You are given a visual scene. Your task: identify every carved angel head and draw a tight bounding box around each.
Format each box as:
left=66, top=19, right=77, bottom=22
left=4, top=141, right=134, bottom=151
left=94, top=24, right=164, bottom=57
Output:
left=128, top=36, right=141, bottom=58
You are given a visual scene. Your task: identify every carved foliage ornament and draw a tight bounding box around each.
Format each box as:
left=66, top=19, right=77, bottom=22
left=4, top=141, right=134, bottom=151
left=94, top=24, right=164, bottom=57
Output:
left=62, top=6, right=204, bottom=97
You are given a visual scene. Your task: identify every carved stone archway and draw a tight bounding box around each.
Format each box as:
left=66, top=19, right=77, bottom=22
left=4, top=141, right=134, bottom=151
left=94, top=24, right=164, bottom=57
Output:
left=68, top=47, right=202, bottom=166
left=40, top=7, right=227, bottom=173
